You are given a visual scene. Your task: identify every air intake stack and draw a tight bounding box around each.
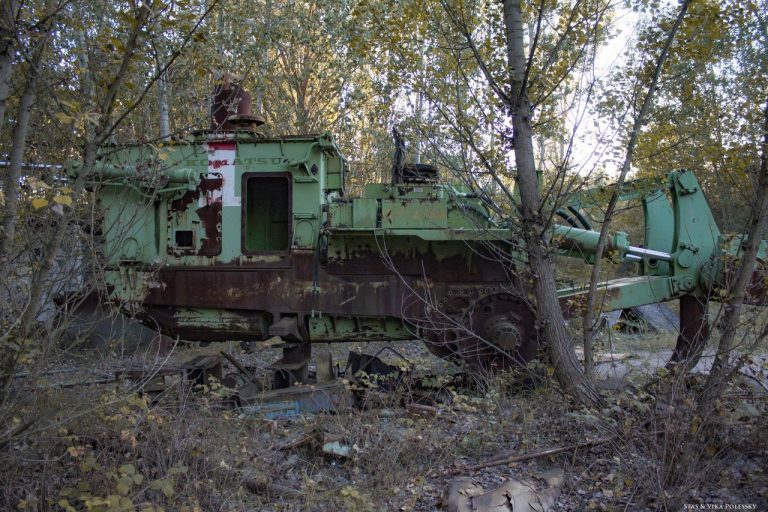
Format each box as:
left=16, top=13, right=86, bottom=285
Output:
left=210, top=73, right=265, bottom=131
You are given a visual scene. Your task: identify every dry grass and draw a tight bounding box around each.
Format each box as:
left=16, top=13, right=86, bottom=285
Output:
left=0, top=338, right=765, bottom=511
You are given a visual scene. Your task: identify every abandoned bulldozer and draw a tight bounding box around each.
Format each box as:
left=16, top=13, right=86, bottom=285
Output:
left=70, top=84, right=767, bottom=384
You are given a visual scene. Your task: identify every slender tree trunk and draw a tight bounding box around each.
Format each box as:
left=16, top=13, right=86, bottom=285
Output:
left=502, top=0, right=601, bottom=407
left=0, top=17, right=52, bottom=405
left=0, top=84, right=35, bottom=255
left=217, top=0, right=225, bottom=59
left=582, top=0, right=691, bottom=377
left=415, top=40, right=426, bottom=164
left=158, top=70, right=170, bottom=140
left=0, top=0, right=19, bottom=129
left=0, top=49, right=11, bottom=129
left=75, top=17, right=97, bottom=141
left=255, top=0, right=273, bottom=115
left=15, top=5, right=151, bottom=327
left=0, top=30, right=49, bottom=259
left=698, top=98, right=768, bottom=413
left=152, top=34, right=171, bottom=140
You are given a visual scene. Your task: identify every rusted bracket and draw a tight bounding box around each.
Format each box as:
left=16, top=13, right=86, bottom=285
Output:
left=220, top=351, right=261, bottom=388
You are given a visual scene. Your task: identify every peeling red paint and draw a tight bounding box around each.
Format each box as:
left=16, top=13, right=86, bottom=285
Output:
left=207, top=141, right=236, bottom=152
left=209, top=159, right=229, bottom=169
left=168, top=175, right=223, bottom=257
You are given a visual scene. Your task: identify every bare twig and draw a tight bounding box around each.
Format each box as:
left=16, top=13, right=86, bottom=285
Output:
left=466, top=436, right=613, bottom=471
left=242, top=476, right=304, bottom=498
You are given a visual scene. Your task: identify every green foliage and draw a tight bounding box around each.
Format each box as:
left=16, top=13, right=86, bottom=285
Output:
left=598, top=0, right=767, bottom=229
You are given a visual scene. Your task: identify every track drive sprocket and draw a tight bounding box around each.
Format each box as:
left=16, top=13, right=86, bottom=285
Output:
left=423, top=292, right=538, bottom=371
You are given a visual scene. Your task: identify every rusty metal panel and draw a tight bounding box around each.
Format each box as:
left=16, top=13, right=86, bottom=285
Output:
left=352, top=198, right=377, bottom=228
left=239, top=381, right=354, bottom=419
left=325, top=153, right=344, bottom=191
left=167, top=173, right=223, bottom=257
left=141, top=306, right=271, bottom=341
left=308, top=316, right=411, bottom=341
left=364, top=183, right=391, bottom=199
left=327, top=203, right=352, bottom=228
left=381, top=199, right=448, bottom=229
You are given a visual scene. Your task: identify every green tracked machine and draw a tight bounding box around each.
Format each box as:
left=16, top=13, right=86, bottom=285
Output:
left=71, top=84, right=768, bottom=384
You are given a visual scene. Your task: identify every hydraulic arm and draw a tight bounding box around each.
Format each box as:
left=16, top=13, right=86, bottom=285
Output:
left=552, top=170, right=768, bottom=366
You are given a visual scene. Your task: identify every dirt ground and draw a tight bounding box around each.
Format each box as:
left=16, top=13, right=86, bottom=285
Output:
left=1, top=335, right=766, bottom=511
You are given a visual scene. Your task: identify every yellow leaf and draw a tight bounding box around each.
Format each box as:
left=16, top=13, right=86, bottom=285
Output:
left=150, top=478, right=175, bottom=498
left=119, top=463, right=136, bottom=476
left=53, top=195, right=73, bottom=206
left=79, top=456, right=97, bottom=473
left=161, top=479, right=174, bottom=498
left=157, top=152, right=169, bottom=161
left=116, top=481, right=131, bottom=496
left=27, top=177, right=51, bottom=190
left=54, top=112, right=73, bottom=123
left=690, top=415, right=701, bottom=434
left=58, top=186, right=74, bottom=194
left=58, top=500, right=77, bottom=512
left=60, top=99, right=81, bottom=110
left=67, top=445, right=85, bottom=457
left=32, top=198, right=49, bottom=209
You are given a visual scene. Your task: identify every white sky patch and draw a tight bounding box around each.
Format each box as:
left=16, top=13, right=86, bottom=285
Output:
left=563, top=6, right=641, bottom=178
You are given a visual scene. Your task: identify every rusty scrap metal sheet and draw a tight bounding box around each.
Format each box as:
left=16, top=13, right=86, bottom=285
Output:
left=239, top=381, right=354, bottom=419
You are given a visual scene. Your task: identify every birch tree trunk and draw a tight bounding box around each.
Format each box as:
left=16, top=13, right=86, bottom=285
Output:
left=254, top=0, right=273, bottom=115
left=75, top=13, right=97, bottom=141
left=502, top=0, right=601, bottom=407
left=158, top=70, right=170, bottom=139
